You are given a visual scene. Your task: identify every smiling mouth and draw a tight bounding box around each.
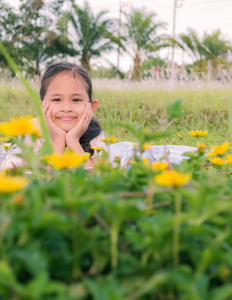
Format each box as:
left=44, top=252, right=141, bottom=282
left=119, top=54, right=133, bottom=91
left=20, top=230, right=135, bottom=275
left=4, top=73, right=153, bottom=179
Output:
left=57, top=117, right=77, bottom=122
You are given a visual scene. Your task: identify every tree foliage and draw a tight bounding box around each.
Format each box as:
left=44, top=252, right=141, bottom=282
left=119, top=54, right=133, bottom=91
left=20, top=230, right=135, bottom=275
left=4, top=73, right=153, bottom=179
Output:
left=122, top=7, right=168, bottom=81
left=0, top=0, right=76, bottom=77
left=179, top=28, right=232, bottom=78
left=69, top=1, right=122, bottom=71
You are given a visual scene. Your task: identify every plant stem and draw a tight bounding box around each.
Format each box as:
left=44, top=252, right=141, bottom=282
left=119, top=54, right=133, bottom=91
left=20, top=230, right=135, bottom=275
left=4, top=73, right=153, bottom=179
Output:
left=173, top=189, right=181, bottom=267
left=111, top=223, right=119, bottom=268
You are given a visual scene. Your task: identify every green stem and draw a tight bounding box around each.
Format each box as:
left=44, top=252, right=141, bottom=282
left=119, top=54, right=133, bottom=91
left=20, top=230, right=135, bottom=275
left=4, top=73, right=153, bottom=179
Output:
left=173, top=189, right=181, bottom=267
left=16, top=139, right=41, bottom=182
left=111, top=223, right=119, bottom=269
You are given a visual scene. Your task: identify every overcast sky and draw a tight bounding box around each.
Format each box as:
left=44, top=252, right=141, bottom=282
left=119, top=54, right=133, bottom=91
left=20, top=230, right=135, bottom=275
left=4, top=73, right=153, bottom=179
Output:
left=84, top=0, right=232, bottom=70
left=6, top=0, right=232, bottom=71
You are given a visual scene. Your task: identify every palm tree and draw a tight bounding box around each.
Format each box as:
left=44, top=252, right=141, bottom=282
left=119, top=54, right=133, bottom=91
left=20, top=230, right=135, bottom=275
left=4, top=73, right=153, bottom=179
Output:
left=69, top=1, right=122, bottom=71
left=179, top=28, right=232, bottom=78
left=122, top=7, right=167, bottom=81
left=203, top=29, right=232, bottom=77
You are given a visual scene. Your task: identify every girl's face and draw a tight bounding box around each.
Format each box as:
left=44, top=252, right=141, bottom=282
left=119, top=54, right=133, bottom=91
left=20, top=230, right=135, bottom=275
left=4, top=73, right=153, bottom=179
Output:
left=44, top=73, right=98, bottom=132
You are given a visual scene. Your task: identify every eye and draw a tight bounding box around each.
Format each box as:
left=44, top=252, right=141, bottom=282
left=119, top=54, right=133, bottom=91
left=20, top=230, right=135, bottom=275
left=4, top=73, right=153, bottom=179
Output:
left=52, top=98, right=61, bottom=102
left=73, top=98, right=82, bottom=102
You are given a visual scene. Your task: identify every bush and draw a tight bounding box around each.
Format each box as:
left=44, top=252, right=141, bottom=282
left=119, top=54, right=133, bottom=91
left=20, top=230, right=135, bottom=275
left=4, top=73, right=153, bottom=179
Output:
left=1, top=116, right=232, bottom=300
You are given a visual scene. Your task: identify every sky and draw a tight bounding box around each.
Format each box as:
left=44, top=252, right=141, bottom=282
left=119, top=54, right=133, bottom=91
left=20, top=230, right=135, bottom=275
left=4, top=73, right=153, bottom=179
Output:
left=83, top=0, right=232, bottom=71
left=6, top=0, right=232, bottom=71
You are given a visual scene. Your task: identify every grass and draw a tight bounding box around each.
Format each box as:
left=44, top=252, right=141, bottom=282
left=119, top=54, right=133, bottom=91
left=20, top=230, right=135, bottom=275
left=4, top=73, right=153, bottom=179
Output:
left=0, top=78, right=231, bottom=147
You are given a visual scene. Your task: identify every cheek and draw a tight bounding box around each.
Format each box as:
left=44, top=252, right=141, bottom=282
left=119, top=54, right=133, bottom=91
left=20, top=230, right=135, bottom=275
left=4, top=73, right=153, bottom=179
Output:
left=76, top=103, right=86, bottom=116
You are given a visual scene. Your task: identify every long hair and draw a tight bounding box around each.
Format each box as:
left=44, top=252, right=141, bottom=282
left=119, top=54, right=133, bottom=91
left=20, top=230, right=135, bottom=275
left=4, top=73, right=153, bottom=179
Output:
left=40, top=62, right=102, bottom=156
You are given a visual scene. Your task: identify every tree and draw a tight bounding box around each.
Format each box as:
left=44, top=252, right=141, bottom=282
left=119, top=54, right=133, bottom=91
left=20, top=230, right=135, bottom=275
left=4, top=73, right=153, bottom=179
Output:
left=0, top=0, right=77, bottom=77
left=18, top=0, right=77, bottom=77
left=179, top=28, right=232, bottom=79
left=122, top=7, right=167, bottom=81
left=203, top=29, right=232, bottom=76
left=69, top=1, right=122, bottom=71
left=0, top=1, right=25, bottom=70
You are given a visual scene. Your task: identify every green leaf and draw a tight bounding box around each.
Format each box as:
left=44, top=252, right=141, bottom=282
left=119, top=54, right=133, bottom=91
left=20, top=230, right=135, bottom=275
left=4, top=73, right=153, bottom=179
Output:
left=166, top=99, right=185, bottom=119
left=0, top=260, right=17, bottom=287
left=229, top=98, right=232, bottom=140
left=211, top=284, right=232, bottom=300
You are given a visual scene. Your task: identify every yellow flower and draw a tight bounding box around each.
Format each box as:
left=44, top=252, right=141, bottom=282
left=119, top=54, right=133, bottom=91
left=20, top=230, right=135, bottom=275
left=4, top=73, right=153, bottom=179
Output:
left=209, top=157, right=224, bottom=166
left=42, top=151, right=90, bottom=169
left=91, top=146, right=103, bottom=151
left=100, top=136, right=117, bottom=142
left=3, top=145, right=14, bottom=150
left=188, top=130, right=208, bottom=137
left=0, top=116, right=40, bottom=137
left=225, top=154, right=232, bottom=164
left=176, top=132, right=182, bottom=137
left=207, top=151, right=216, bottom=157
left=0, top=175, right=28, bottom=193
left=128, top=160, right=137, bottom=165
left=155, top=170, right=191, bottom=187
left=143, top=142, right=152, bottom=150
left=197, top=142, right=206, bottom=152
left=189, top=113, right=193, bottom=116
left=151, top=161, right=168, bottom=171
left=142, top=158, right=149, bottom=165
left=108, top=136, right=117, bottom=142
left=211, top=142, right=229, bottom=156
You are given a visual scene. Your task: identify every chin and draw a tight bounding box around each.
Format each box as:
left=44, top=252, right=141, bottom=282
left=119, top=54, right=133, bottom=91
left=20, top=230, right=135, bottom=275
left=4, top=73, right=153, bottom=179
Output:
left=61, top=126, right=74, bottom=132
left=56, top=122, right=76, bottom=133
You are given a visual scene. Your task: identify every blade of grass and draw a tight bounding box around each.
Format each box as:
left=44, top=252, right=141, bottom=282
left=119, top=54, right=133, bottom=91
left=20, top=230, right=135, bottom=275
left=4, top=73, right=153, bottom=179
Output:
left=0, top=42, right=53, bottom=153
left=229, top=98, right=232, bottom=141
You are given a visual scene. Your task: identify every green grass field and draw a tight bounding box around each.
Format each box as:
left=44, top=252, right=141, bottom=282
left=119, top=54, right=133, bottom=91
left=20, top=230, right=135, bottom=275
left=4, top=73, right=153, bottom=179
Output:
left=0, top=79, right=231, bottom=147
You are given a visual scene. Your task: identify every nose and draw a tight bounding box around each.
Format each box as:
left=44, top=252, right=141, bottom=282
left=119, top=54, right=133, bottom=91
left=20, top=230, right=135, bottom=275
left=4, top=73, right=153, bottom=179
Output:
left=61, top=100, right=73, bottom=112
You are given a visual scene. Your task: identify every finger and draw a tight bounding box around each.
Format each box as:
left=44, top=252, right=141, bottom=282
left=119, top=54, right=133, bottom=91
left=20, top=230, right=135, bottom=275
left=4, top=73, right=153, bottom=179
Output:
left=82, top=104, right=91, bottom=126
left=42, top=100, right=50, bottom=115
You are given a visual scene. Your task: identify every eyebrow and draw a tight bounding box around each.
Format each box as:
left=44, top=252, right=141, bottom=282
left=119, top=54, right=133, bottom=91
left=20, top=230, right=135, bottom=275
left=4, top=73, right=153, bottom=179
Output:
left=50, top=93, right=84, bottom=97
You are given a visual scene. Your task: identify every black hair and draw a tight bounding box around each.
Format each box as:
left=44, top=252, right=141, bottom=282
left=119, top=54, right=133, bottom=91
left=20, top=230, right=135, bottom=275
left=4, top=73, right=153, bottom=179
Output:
left=40, top=62, right=102, bottom=157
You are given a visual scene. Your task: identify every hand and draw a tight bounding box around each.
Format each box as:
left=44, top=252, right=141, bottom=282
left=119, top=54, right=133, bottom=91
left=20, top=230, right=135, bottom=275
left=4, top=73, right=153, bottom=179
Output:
left=42, top=101, right=66, bottom=151
left=66, top=103, right=92, bottom=147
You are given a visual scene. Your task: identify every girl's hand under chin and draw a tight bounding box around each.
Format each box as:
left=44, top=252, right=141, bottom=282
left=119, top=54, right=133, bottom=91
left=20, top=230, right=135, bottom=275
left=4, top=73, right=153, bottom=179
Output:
left=42, top=100, right=66, bottom=152
left=65, top=103, right=92, bottom=147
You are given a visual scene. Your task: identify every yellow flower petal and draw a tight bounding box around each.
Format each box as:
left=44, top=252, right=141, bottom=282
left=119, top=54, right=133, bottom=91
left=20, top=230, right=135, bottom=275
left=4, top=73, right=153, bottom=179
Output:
left=188, top=130, right=208, bottom=137
left=108, top=136, right=117, bottom=142
left=225, top=154, right=232, bottom=164
left=128, top=160, right=137, bottom=165
left=143, top=142, right=152, bottom=150
left=42, top=151, right=90, bottom=169
left=154, top=170, right=191, bottom=187
left=151, top=161, right=168, bottom=171
left=209, top=157, right=224, bottom=166
left=142, top=158, right=149, bottom=165
left=91, top=146, right=103, bottom=151
left=100, top=136, right=117, bottom=142
left=0, top=175, right=28, bottom=193
left=0, top=116, right=40, bottom=137
left=211, top=142, right=229, bottom=156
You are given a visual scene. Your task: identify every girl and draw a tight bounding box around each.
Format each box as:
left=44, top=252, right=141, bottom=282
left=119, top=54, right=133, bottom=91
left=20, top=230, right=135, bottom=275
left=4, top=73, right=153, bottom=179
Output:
left=1, top=62, right=106, bottom=170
